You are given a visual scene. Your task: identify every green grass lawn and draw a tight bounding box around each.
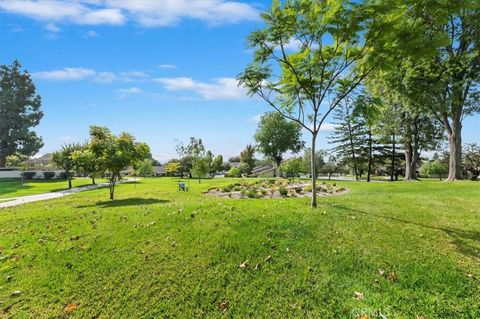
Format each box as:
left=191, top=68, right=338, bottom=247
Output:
left=0, top=178, right=479, bottom=318
left=0, top=178, right=106, bottom=199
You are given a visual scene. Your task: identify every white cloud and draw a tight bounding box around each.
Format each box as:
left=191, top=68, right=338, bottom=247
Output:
left=45, top=22, right=60, bottom=33
left=83, top=30, right=99, bottom=38
left=319, top=123, right=339, bottom=132
left=154, top=77, right=248, bottom=100
left=0, top=0, right=124, bottom=25
left=32, top=67, right=149, bottom=83
left=32, top=67, right=96, bottom=80
left=117, top=86, right=142, bottom=98
left=0, top=0, right=258, bottom=27
left=158, top=64, right=177, bottom=69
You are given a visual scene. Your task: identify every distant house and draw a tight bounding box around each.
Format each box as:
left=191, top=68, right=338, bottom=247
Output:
left=153, top=165, right=166, bottom=176
left=24, top=153, right=53, bottom=169
left=250, top=164, right=277, bottom=178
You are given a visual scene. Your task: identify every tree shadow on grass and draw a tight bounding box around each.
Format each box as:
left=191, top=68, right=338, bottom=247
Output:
left=329, top=203, right=480, bottom=260
left=78, top=198, right=169, bottom=208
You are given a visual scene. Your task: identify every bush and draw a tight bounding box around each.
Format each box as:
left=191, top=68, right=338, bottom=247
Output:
left=233, top=186, right=241, bottom=191
left=295, top=187, right=303, bottom=193
left=279, top=186, right=288, bottom=197
left=304, top=185, right=312, bottom=192
left=22, top=171, right=36, bottom=180
left=222, top=185, right=233, bottom=192
left=260, top=189, right=268, bottom=196
left=59, top=171, right=73, bottom=180
left=246, top=190, right=256, bottom=198
left=228, top=167, right=241, bottom=177
left=43, top=171, right=56, bottom=180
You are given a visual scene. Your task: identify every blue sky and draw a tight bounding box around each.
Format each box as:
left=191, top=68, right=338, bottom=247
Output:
left=0, top=0, right=478, bottom=162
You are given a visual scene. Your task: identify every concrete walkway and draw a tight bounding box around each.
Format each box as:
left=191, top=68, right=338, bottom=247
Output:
left=0, top=179, right=136, bottom=208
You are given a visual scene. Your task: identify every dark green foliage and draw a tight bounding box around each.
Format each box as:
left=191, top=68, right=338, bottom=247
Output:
left=42, top=171, right=55, bottom=180
left=278, top=186, right=288, bottom=197
left=21, top=171, right=36, bottom=180
left=0, top=60, right=43, bottom=167
left=254, top=112, right=304, bottom=168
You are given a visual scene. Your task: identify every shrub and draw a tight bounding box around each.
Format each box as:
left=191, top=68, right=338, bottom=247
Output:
left=222, top=185, right=233, bottom=192
left=260, top=189, right=268, bottom=196
left=295, top=187, right=303, bottom=193
left=279, top=186, right=288, bottom=197
left=304, top=185, right=312, bottom=192
left=246, top=190, right=256, bottom=198
left=43, top=171, right=56, bottom=180
left=233, top=186, right=241, bottom=191
left=22, top=171, right=36, bottom=180
left=240, top=190, right=246, bottom=197
left=59, top=171, right=72, bottom=180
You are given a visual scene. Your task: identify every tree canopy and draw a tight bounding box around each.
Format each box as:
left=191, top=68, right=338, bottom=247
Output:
left=0, top=60, right=43, bottom=167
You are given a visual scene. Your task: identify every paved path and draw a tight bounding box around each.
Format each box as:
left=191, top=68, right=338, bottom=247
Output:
left=0, top=179, right=136, bottom=209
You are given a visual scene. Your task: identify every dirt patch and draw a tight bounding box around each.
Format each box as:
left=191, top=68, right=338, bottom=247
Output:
left=206, top=179, right=349, bottom=199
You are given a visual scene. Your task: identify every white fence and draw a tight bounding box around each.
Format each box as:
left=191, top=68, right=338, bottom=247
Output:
left=0, top=170, right=64, bottom=179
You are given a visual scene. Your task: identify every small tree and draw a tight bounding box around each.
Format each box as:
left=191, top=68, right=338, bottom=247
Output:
left=240, top=144, right=256, bottom=174
left=191, top=158, right=209, bottom=183
left=52, top=143, right=82, bottom=189
left=421, top=160, right=448, bottom=180
left=280, top=157, right=303, bottom=177
left=71, top=147, right=103, bottom=184
left=136, top=158, right=154, bottom=177
left=228, top=166, right=241, bottom=177
left=166, top=160, right=182, bottom=176
left=211, top=155, right=224, bottom=175
left=463, top=144, right=480, bottom=180
left=254, top=112, right=304, bottom=176
left=89, top=126, right=150, bottom=200
left=321, top=155, right=339, bottom=180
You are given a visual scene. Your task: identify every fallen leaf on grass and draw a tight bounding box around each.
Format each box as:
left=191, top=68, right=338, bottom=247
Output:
left=64, top=303, right=78, bottom=313
left=386, top=272, right=397, bottom=281
left=239, top=260, right=249, bottom=270
left=354, top=291, right=364, bottom=300
left=220, top=301, right=228, bottom=312
left=378, top=269, right=385, bottom=276
left=10, top=290, right=21, bottom=297
left=265, top=255, right=273, bottom=262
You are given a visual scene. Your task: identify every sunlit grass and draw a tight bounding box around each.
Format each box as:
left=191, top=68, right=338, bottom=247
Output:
left=0, top=178, right=478, bottom=318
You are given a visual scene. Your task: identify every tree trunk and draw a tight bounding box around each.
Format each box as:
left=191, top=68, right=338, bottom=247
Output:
left=109, top=179, right=115, bottom=200
left=446, top=120, right=463, bottom=180
left=367, top=130, right=373, bottom=182
left=0, top=156, right=6, bottom=168
left=274, top=158, right=282, bottom=178
left=68, top=177, right=72, bottom=189
left=404, top=141, right=417, bottom=181
left=390, top=133, right=396, bottom=182
left=311, top=134, right=318, bottom=208
left=91, top=176, right=96, bottom=185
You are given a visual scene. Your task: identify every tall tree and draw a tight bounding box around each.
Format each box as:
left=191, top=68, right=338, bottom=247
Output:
left=0, top=60, right=43, bottom=167
left=401, top=1, right=480, bottom=180
left=238, top=0, right=422, bottom=207
left=254, top=112, right=304, bottom=176
left=329, top=97, right=366, bottom=181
